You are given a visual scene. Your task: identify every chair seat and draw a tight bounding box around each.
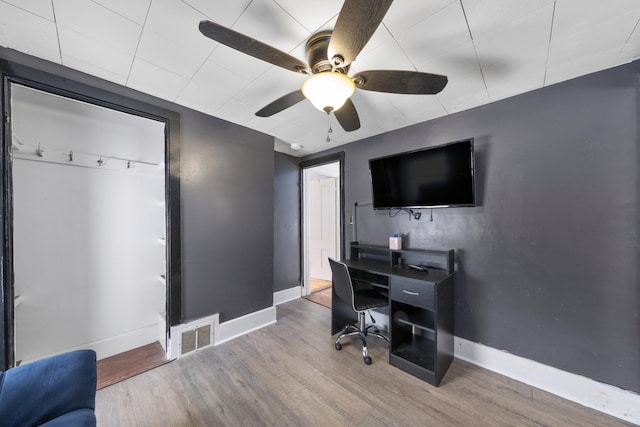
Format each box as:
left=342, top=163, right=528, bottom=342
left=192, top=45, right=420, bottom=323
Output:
left=353, top=288, right=388, bottom=311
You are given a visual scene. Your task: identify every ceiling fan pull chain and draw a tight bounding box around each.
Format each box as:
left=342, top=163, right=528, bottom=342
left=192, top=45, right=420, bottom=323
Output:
left=326, top=111, right=333, bottom=142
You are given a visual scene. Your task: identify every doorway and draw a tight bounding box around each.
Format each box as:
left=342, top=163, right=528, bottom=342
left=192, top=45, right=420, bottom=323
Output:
left=9, top=83, right=168, bottom=368
left=301, top=154, right=344, bottom=304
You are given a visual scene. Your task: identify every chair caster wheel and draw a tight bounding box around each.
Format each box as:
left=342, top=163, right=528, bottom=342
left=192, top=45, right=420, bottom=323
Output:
left=335, top=342, right=342, bottom=350
left=364, top=356, right=372, bottom=365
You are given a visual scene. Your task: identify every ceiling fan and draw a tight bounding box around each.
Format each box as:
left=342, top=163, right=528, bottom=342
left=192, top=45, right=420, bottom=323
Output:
left=198, top=0, right=447, bottom=132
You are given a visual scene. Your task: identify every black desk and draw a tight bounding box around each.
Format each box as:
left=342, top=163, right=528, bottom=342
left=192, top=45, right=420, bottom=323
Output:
left=332, top=243, right=455, bottom=386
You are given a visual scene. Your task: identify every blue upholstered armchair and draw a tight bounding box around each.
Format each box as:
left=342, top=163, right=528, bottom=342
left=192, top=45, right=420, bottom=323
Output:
left=0, top=349, right=97, bottom=426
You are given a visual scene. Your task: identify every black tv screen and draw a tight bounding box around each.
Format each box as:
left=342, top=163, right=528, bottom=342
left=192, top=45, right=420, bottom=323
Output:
left=369, top=138, right=475, bottom=209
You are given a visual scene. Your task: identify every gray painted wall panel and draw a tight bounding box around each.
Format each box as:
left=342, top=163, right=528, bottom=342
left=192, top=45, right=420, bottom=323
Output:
left=304, top=61, right=640, bottom=393
left=273, top=152, right=301, bottom=292
left=181, top=113, right=274, bottom=322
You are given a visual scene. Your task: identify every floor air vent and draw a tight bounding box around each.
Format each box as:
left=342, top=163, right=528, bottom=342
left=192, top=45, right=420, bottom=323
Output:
left=168, top=313, right=219, bottom=359
left=180, top=324, right=212, bottom=356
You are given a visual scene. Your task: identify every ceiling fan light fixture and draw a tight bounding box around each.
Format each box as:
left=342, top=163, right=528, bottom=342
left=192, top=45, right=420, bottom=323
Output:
left=302, top=72, right=355, bottom=112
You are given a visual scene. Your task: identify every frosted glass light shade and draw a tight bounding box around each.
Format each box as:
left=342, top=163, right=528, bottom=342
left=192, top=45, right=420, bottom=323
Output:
left=302, top=72, right=355, bottom=112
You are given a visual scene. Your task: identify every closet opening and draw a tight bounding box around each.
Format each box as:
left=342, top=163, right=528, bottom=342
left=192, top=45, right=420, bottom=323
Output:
left=6, top=81, right=171, bottom=380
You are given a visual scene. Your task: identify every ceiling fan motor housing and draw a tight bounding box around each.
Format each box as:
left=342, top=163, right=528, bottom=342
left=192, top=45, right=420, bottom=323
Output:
left=306, top=31, right=349, bottom=75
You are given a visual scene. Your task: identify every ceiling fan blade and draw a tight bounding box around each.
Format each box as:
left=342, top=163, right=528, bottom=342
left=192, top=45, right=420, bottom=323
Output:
left=334, top=98, right=360, bottom=132
left=199, top=20, right=309, bottom=74
left=255, top=90, right=306, bottom=117
left=327, top=0, right=393, bottom=68
left=353, top=70, right=448, bottom=94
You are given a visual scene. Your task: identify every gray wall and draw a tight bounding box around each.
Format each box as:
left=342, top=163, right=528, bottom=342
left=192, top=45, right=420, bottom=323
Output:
left=181, top=111, right=274, bottom=322
left=273, top=152, right=301, bottom=292
left=303, top=61, right=640, bottom=393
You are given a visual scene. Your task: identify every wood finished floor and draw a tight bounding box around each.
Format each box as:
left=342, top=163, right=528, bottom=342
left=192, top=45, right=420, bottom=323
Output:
left=95, top=299, right=631, bottom=426
left=304, top=286, right=332, bottom=308
left=97, top=341, right=168, bottom=390
left=310, top=277, right=331, bottom=292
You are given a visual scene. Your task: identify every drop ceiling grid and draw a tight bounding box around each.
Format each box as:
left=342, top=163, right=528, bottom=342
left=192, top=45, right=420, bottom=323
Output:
left=0, top=2, right=60, bottom=63
left=2, top=0, right=639, bottom=156
left=57, top=26, right=133, bottom=84
left=2, top=0, right=54, bottom=21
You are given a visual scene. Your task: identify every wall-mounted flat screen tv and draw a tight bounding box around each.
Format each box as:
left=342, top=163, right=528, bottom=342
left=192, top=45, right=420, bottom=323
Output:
left=369, top=138, right=475, bottom=209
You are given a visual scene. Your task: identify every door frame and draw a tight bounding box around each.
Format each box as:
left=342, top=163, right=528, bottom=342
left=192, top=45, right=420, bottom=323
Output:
left=299, top=152, right=345, bottom=296
left=0, top=70, right=181, bottom=368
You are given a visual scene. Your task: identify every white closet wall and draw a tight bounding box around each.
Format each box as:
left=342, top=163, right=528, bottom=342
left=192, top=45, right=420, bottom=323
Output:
left=12, top=85, right=166, bottom=363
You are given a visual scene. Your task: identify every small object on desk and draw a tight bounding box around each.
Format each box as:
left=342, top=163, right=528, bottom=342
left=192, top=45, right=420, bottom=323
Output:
left=408, top=264, right=429, bottom=272
left=389, top=233, right=402, bottom=250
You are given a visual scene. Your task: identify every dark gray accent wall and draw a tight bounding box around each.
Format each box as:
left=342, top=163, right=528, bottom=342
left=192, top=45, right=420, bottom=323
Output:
left=303, top=60, right=640, bottom=393
left=180, top=111, right=274, bottom=322
left=273, top=152, right=301, bottom=292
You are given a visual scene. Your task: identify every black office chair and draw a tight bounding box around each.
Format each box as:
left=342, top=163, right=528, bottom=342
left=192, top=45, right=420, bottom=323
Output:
left=329, top=258, right=390, bottom=365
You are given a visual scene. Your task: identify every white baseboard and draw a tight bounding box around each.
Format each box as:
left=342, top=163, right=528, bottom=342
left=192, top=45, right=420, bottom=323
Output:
left=273, top=286, right=301, bottom=305
left=20, top=324, right=160, bottom=364
left=454, top=337, right=640, bottom=425
left=215, top=306, right=277, bottom=346
left=86, top=324, right=160, bottom=361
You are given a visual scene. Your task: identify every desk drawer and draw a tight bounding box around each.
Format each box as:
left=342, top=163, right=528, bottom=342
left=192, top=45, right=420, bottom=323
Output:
left=391, top=277, right=434, bottom=309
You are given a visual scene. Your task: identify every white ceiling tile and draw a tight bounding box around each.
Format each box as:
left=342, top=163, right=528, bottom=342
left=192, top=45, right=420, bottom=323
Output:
left=618, top=21, right=640, bottom=63
left=270, top=122, right=309, bottom=141
left=136, top=28, right=211, bottom=78
left=545, top=48, right=621, bottom=86
left=485, top=69, right=545, bottom=103
left=231, top=0, right=310, bottom=54
left=127, top=58, right=189, bottom=102
left=58, top=26, right=133, bottom=83
left=176, top=59, right=251, bottom=113
left=274, top=0, right=341, bottom=33
left=552, top=0, right=640, bottom=39
left=462, top=0, right=555, bottom=39
left=1, top=0, right=637, bottom=156
left=351, top=91, right=409, bottom=132
left=174, top=95, right=217, bottom=118
left=383, top=0, right=457, bottom=38
left=390, top=94, right=448, bottom=126
left=208, top=44, right=272, bottom=82
left=53, top=0, right=141, bottom=54
left=396, top=2, right=472, bottom=65
left=0, top=2, right=60, bottom=63
left=145, top=0, right=212, bottom=53
left=91, top=0, right=151, bottom=25
left=473, top=4, right=553, bottom=70
left=548, top=13, right=639, bottom=69
left=2, top=0, right=54, bottom=20
left=436, top=69, right=490, bottom=113
left=214, top=98, right=259, bottom=126
left=234, top=65, right=306, bottom=109
left=181, top=0, right=252, bottom=27
left=61, top=55, right=127, bottom=86
left=412, top=41, right=480, bottom=80
left=473, top=4, right=552, bottom=100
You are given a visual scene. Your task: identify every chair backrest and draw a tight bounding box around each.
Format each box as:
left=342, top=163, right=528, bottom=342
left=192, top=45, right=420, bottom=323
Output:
left=328, top=258, right=356, bottom=312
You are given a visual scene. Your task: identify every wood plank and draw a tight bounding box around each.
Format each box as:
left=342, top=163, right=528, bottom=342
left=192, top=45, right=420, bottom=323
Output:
left=96, top=341, right=168, bottom=390
left=95, top=299, right=632, bottom=426
left=303, top=286, right=332, bottom=308
left=309, top=278, right=331, bottom=292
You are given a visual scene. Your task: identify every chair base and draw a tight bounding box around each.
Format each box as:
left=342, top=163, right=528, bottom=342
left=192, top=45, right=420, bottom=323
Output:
left=335, top=311, right=390, bottom=364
